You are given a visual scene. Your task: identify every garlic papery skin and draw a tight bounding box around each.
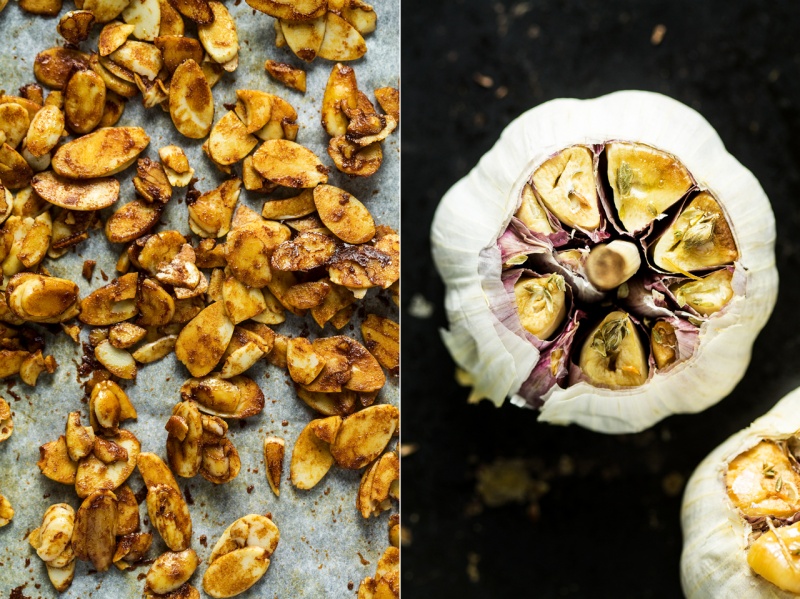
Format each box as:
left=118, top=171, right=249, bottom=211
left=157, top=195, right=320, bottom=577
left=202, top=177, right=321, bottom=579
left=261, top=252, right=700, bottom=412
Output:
left=681, top=388, right=800, bottom=599
left=431, top=90, right=777, bottom=433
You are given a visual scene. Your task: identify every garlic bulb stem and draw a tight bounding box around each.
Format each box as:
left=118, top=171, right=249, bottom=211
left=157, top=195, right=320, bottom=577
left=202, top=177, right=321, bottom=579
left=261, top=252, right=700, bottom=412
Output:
left=584, top=240, right=641, bottom=291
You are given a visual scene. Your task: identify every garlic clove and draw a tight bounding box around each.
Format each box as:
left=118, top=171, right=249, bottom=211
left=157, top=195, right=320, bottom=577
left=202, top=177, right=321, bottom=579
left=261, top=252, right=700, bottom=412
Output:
left=746, top=521, right=800, bottom=594
left=671, top=268, right=734, bottom=316
left=607, top=142, right=693, bottom=232
left=650, top=320, right=677, bottom=370
left=578, top=311, right=648, bottom=388
left=513, top=274, right=566, bottom=340
left=725, top=441, right=800, bottom=519
left=515, top=184, right=554, bottom=235
left=652, top=191, right=739, bottom=273
left=530, top=146, right=600, bottom=231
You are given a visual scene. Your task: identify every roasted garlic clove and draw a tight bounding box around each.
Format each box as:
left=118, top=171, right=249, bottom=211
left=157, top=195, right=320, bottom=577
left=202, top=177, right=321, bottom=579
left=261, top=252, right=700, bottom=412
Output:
left=671, top=269, right=734, bottom=316
left=652, top=192, right=739, bottom=273
left=650, top=320, right=678, bottom=370
left=513, top=275, right=567, bottom=340
left=607, top=142, right=693, bottom=232
left=578, top=311, right=648, bottom=388
left=746, top=521, right=800, bottom=594
left=726, top=441, right=800, bottom=519
left=530, top=146, right=600, bottom=231
left=515, top=184, right=554, bottom=234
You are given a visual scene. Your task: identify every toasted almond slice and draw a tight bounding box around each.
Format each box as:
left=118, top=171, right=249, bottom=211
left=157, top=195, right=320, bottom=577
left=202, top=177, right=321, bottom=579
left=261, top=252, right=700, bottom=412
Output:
left=99, top=21, right=136, bottom=55
left=32, top=171, right=119, bottom=211
left=34, top=503, right=75, bottom=563
left=328, top=137, right=382, bottom=176
left=200, top=56, right=225, bottom=88
left=175, top=301, right=234, bottom=377
left=17, top=212, right=52, bottom=269
left=200, top=436, right=241, bottom=484
left=0, top=397, right=13, bottom=442
left=374, top=86, right=398, bottom=122
left=0, top=104, right=30, bottom=150
left=132, top=334, right=177, bottom=363
left=34, top=48, right=91, bottom=90
left=341, top=0, right=376, bottom=34
left=208, top=111, right=257, bottom=166
left=133, top=157, right=172, bottom=203
left=224, top=230, right=274, bottom=288
left=291, top=419, right=335, bottom=490
left=52, top=127, right=149, bottom=179
left=261, top=191, right=315, bottom=221
left=313, top=184, right=375, bottom=243
left=263, top=436, right=285, bottom=497
left=0, top=97, right=42, bottom=123
left=312, top=335, right=385, bottom=393
left=7, top=273, right=79, bottom=323
left=170, top=59, right=214, bottom=139
left=19, top=0, right=62, bottom=15
left=113, top=532, right=153, bottom=569
left=93, top=436, right=130, bottom=464
left=244, top=0, right=325, bottom=19
left=90, top=53, right=140, bottom=98
left=109, top=40, right=164, bottom=80
left=357, top=457, right=379, bottom=518
left=264, top=60, right=306, bottom=93
left=0, top=143, right=34, bottom=190
left=346, top=111, right=396, bottom=147
left=159, top=0, right=184, bottom=34
left=137, top=452, right=180, bottom=493
left=221, top=275, right=267, bottom=324
left=331, top=404, right=398, bottom=469
left=167, top=401, right=203, bottom=477
left=134, top=277, right=175, bottom=326
left=369, top=451, right=398, bottom=509
left=188, top=178, right=241, bottom=238
left=361, top=314, right=398, bottom=372
left=10, top=186, right=45, bottom=218
left=198, top=2, right=239, bottom=64
left=122, top=0, right=161, bottom=40
left=309, top=281, right=354, bottom=327
left=38, top=436, right=78, bottom=484
left=281, top=16, right=326, bottom=62
left=100, top=53, right=136, bottom=83
left=287, top=337, right=324, bottom=385
left=328, top=229, right=399, bottom=290
left=318, top=12, right=367, bottom=61
left=106, top=199, right=162, bottom=243
left=252, top=139, right=328, bottom=188
left=109, top=322, right=147, bottom=348
left=99, top=90, right=127, bottom=127
left=169, top=0, right=213, bottom=24
left=234, top=90, right=274, bottom=134
left=163, top=163, right=192, bottom=189
left=115, top=484, right=139, bottom=536
left=309, top=415, right=341, bottom=444
left=72, top=489, right=118, bottom=572
left=58, top=10, right=96, bottom=44
left=18, top=85, right=43, bottom=107
left=84, top=0, right=132, bottom=22
left=322, top=63, right=358, bottom=137
left=284, top=280, right=331, bottom=311
left=64, top=69, right=107, bottom=135
left=270, top=232, right=337, bottom=273
left=146, top=549, right=198, bottom=594
left=295, top=386, right=357, bottom=416
left=180, top=374, right=265, bottom=418
left=0, top=349, right=28, bottom=379
left=75, top=430, right=140, bottom=498
left=79, top=272, right=138, bottom=325
left=159, top=144, right=190, bottom=173
left=146, top=483, right=193, bottom=551
left=251, top=289, right=286, bottom=325
left=154, top=35, right=204, bottom=73
left=203, top=546, right=270, bottom=598
left=24, top=105, right=64, bottom=158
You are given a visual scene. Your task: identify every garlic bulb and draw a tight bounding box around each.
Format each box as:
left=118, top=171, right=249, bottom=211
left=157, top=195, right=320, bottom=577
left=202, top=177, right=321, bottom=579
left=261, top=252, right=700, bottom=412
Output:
left=681, top=388, right=800, bottom=598
left=431, top=91, right=777, bottom=433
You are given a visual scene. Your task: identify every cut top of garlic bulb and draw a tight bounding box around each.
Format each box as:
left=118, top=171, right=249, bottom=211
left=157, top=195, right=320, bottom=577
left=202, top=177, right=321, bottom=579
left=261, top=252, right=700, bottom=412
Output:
left=681, top=387, right=800, bottom=599
left=432, top=91, right=777, bottom=433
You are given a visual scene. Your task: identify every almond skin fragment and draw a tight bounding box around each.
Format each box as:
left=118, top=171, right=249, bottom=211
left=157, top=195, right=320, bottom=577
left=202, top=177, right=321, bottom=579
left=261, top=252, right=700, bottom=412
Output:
left=52, top=126, right=150, bottom=179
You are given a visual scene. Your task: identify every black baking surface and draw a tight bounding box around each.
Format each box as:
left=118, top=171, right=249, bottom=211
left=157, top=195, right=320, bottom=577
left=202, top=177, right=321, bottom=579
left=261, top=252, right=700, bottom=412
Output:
left=400, top=1, right=800, bottom=597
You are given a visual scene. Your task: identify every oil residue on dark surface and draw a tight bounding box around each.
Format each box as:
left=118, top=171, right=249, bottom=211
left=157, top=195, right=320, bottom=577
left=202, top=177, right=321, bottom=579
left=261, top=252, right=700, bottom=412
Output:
left=401, top=1, right=800, bottom=597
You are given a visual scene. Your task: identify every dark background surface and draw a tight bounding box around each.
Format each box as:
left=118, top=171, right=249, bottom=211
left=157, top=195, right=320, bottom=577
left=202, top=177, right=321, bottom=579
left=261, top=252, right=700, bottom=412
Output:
left=401, top=1, right=800, bottom=597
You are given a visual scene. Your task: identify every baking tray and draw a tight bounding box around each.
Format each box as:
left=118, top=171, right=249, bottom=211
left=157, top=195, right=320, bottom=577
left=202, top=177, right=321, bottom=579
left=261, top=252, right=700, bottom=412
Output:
left=0, top=1, right=399, bottom=596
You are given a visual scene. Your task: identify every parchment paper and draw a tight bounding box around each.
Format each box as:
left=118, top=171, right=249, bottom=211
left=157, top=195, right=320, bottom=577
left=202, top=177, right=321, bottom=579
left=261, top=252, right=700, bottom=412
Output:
left=0, top=1, right=399, bottom=596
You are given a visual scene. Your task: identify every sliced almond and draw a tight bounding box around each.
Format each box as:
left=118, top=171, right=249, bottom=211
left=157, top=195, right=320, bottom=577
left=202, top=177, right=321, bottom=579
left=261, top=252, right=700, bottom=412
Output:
left=158, top=0, right=184, bottom=33
left=122, top=0, right=161, bottom=41
left=58, top=10, right=96, bottom=44
left=328, top=228, right=399, bottom=290
left=170, top=59, right=214, bottom=139
left=313, top=184, right=375, bottom=243
left=198, top=1, right=239, bottom=64
left=374, top=86, right=399, bottom=122
left=169, top=0, right=213, bottom=24
left=0, top=143, right=34, bottom=190
left=263, top=436, right=285, bottom=497
left=64, top=69, right=107, bottom=134
left=32, top=171, right=119, bottom=210
left=146, top=549, right=198, bottom=594
left=105, top=198, right=162, bottom=243
left=6, top=273, right=79, bottom=323
left=113, top=531, right=153, bottom=569
left=110, top=322, right=147, bottom=348
left=84, top=0, right=132, bottom=22
left=180, top=374, right=265, bottom=418
left=296, top=387, right=360, bottom=416
left=261, top=189, right=315, bottom=220
left=72, top=489, right=118, bottom=572
left=281, top=16, right=326, bottom=62
left=330, top=404, right=398, bottom=469
left=328, top=136, right=382, bottom=177
left=132, top=334, right=177, bottom=363
left=91, top=53, right=140, bottom=98
left=133, top=157, right=173, bottom=203
left=234, top=90, right=274, bottom=134
left=65, top=412, right=95, bottom=461
left=188, top=178, right=241, bottom=238
left=200, top=436, right=241, bottom=484
left=310, top=279, right=355, bottom=327
left=38, top=436, right=78, bottom=484
left=284, top=280, right=331, bottom=310
left=99, top=21, right=136, bottom=55
left=34, top=48, right=91, bottom=90
left=219, top=339, right=264, bottom=379
left=318, top=12, right=367, bottom=61
left=167, top=401, right=203, bottom=477
left=0, top=397, right=13, bottom=442
left=203, top=546, right=270, bottom=598
left=135, top=229, right=187, bottom=273
left=287, top=337, right=324, bottom=385
left=155, top=35, right=204, bottom=74
left=0, top=103, right=30, bottom=150
left=75, top=429, right=140, bottom=497
left=222, top=275, right=267, bottom=324
left=207, top=111, right=257, bottom=166
left=52, top=126, right=149, bottom=179
left=254, top=95, right=298, bottom=141
left=271, top=231, right=338, bottom=272
left=252, top=139, right=328, bottom=188
left=341, top=0, right=377, bottom=34
left=115, top=484, right=140, bottom=535
left=79, top=272, right=138, bottom=325
left=24, top=105, right=64, bottom=158
left=244, top=0, right=325, bottom=19
left=361, top=314, right=399, bottom=372
left=291, top=418, right=335, bottom=490
left=109, top=41, right=164, bottom=80
left=265, top=60, right=306, bottom=93
left=322, top=63, right=358, bottom=136
left=17, top=211, right=52, bottom=269
left=175, top=301, right=234, bottom=377
left=146, top=483, right=193, bottom=551
left=99, top=90, right=127, bottom=127
left=159, top=144, right=191, bottom=173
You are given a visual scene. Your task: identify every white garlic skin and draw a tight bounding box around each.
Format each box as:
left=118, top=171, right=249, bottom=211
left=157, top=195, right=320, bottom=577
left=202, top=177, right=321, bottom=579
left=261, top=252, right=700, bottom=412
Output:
left=431, top=90, right=778, bottom=433
left=681, top=388, right=800, bottom=599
